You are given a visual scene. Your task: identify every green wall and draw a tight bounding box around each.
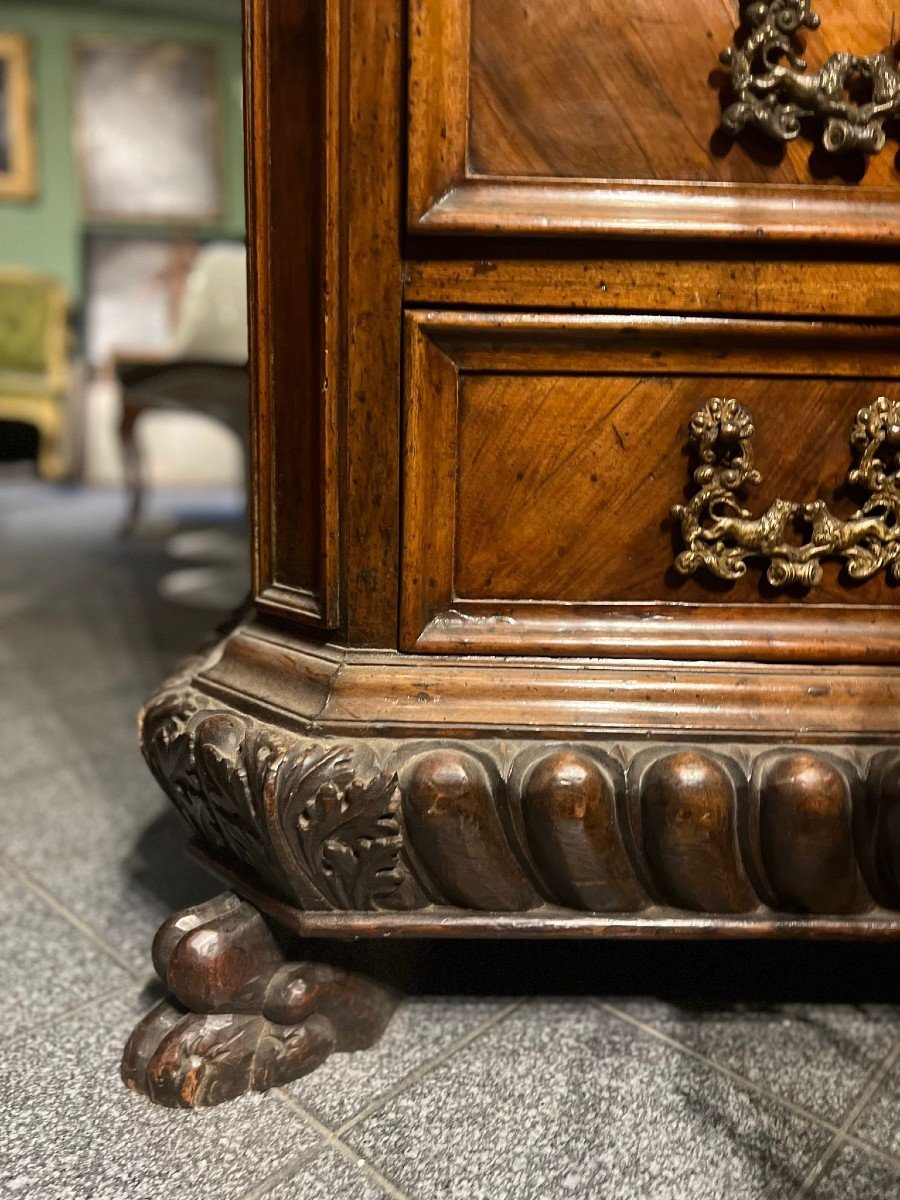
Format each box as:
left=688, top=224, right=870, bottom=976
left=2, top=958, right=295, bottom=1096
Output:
left=0, top=2, right=245, bottom=303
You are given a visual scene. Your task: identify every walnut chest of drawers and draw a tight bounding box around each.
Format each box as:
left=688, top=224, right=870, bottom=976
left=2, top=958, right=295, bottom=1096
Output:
left=123, top=0, right=900, bottom=1107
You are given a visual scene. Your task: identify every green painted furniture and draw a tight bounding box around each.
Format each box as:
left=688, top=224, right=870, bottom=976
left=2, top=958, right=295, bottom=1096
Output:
left=0, top=269, right=70, bottom=479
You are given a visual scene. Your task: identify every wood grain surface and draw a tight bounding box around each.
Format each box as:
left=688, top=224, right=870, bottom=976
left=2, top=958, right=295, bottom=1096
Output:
left=408, top=0, right=900, bottom=239
left=401, top=310, right=900, bottom=659
left=469, top=0, right=900, bottom=186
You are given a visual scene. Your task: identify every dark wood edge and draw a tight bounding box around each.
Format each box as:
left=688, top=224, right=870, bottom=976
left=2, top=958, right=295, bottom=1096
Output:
left=320, top=0, right=342, bottom=629
left=410, top=309, right=900, bottom=375
left=406, top=0, right=470, bottom=223
left=197, top=622, right=900, bottom=741
left=411, top=180, right=900, bottom=244
left=243, top=0, right=338, bottom=630
left=255, top=584, right=327, bottom=624
left=194, top=846, right=900, bottom=941
left=400, top=313, right=460, bottom=648
left=402, top=254, right=900, bottom=323
left=338, top=0, right=405, bottom=645
left=244, top=0, right=270, bottom=607
left=410, top=603, right=900, bottom=666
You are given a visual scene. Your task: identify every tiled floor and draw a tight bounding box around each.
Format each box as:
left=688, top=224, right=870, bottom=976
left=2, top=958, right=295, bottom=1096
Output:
left=1, top=480, right=899, bottom=1200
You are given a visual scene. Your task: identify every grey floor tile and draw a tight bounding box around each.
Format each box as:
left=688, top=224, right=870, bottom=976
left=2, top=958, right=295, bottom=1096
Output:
left=48, top=686, right=196, bottom=825
left=0, top=682, right=205, bottom=886
left=0, top=864, right=132, bottom=1040
left=0, top=991, right=321, bottom=1200
left=0, top=759, right=168, bottom=869
left=51, top=680, right=150, bottom=757
left=0, top=636, right=17, bottom=668
left=264, top=1147, right=401, bottom=1200
left=282, top=998, right=511, bottom=1130
left=346, top=999, right=831, bottom=1200
left=605, top=999, right=900, bottom=1124
left=0, top=669, right=81, bottom=783
left=807, top=1144, right=900, bottom=1199
left=31, top=844, right=222, bottom=972
left=850, top=1054, right=900, bottom=1157
left=0, top=727, right=221, bottom=976
left=2, top=603, right=155, bottom=702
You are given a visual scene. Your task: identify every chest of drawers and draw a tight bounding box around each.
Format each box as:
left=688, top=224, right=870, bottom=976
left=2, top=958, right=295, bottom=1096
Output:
left=123, top=0, right=900, bottom=1107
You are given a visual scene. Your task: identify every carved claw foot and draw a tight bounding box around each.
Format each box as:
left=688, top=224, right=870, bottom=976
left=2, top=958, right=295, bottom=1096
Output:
left=122, top=892, right=396, bottom=1108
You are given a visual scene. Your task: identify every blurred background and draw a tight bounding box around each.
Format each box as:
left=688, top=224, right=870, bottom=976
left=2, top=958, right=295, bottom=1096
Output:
left=0, top=0, right=249, bottom=615
left=0, top=7, right=257, bottom=1156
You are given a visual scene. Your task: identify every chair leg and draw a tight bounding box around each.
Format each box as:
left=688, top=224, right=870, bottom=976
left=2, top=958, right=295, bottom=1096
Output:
left=119, top=400, right=145, bottom=537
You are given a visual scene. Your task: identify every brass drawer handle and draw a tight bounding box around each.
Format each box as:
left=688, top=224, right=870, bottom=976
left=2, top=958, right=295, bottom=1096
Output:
left=672, top=397, right=900, bottom=588
left=720, top=2, right=900, bottom=156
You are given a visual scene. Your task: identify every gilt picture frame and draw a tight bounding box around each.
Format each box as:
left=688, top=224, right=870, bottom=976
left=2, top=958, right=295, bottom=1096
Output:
left=0, top=33, right=37, bottom=202
left=73, top=40, right=223, bottom=224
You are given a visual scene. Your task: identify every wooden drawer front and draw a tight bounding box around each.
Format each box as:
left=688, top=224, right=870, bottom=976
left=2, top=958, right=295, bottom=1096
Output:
left=401, top=311, right=900, bottom=662
left=408, top=0, right=900, bottom=241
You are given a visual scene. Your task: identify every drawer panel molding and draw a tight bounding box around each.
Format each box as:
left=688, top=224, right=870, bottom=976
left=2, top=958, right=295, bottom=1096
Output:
left=407, top=0, right=900, bottom=241
left=401, top=310, right=900, bottom=662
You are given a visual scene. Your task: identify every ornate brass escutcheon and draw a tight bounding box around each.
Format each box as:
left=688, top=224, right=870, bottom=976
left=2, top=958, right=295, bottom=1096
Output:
left=719, top=1, right=900, bottom=156
left=672, top=397, right=900, bottom=588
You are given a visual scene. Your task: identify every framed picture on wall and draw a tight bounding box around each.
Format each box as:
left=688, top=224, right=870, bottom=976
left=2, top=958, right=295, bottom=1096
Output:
left=0, top=33, right=37, bottom=201
left=73, top=41, right=222, bottom=223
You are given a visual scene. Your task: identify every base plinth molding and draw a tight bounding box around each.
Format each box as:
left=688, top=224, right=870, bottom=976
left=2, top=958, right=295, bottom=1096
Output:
left=139, top=638, right=900, bottom=930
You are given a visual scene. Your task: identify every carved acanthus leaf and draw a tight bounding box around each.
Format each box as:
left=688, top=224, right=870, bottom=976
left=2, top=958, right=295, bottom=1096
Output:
left=141, top=680, right=417, bottom=911
left=301, top=773, right=406, bottom=911
left=276, top=749, right=408, bottom=911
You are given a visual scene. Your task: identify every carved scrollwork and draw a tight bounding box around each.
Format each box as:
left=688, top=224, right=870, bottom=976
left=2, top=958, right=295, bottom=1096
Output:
left=672, top=396, right=900, bottom=588
left=280, top=747, right=410, bottom=910
left=141, top=677, right=900, bottom=918
left=123, top=892, right=396, bottom=1107
left=141, top=684, right=420, bottom=911
left=720, top=1, right=900, bottom=156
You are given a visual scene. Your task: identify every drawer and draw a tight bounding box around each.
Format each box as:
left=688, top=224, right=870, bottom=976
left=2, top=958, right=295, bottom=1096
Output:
left=408, top=0, right=900, bottom=241
left=401, top=310, right=900, bottom=661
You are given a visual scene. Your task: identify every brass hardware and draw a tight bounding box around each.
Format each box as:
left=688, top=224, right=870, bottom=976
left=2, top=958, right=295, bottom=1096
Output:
left=720, top=1, right=900, bottom=156
left=672, top=397, right=900, bottom=588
